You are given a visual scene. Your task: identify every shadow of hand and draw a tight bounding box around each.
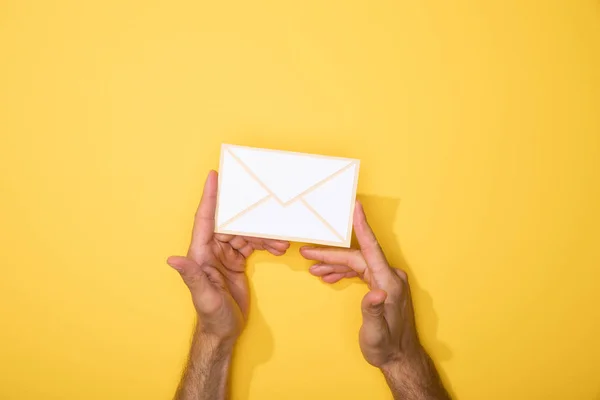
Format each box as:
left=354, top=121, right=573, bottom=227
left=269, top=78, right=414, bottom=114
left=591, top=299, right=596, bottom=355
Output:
left=229, top=263, right=274, bottom=400
left=357, top=194, right=455, bottom=395
left=229, top=194, right=456, bottom=399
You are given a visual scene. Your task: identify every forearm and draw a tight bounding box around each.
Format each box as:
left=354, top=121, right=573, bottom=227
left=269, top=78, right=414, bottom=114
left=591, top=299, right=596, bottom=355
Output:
left=174, top=326, right=234, bottom=400
left=381, top=347, right=451, bottom=400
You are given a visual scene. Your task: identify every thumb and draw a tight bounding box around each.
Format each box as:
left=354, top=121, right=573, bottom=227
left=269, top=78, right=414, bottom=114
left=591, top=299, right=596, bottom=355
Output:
left=360, top=289, right=389, bottom=342
left=167, top=256, right=209, bottom=291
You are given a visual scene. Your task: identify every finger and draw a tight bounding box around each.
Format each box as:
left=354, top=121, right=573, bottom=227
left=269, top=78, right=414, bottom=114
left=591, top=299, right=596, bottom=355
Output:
left=394, top=268, right=408, bottom=282
left=264, top=244, right=285, bottom=256
left=321, top=270, right=359, bottom=283
left=167, top=256, right=212, bottom=292
left=238, top=243, right=254, bottom=258
left=214, top=233, right=234, bottom=242
left=309, top=263, right=354, bottom=276
left=190, top=170, right=218, bottom=249
left=360, top=289, right=389, bottom=344
left=261, top=240, right=290, bottom=251
left=245, top=237, right=290, bottom=251
left=353, top=201, right=391, bottom=276
left=225, top=236, right=248, bottom=251
left=322, top=272, right=347, bottom=283
left=300, top=246, right=367, bottom=274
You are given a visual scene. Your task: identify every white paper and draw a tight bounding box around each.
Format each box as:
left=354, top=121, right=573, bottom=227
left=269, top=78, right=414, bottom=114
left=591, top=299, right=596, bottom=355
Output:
left=215, top=144, right=360, bottom=247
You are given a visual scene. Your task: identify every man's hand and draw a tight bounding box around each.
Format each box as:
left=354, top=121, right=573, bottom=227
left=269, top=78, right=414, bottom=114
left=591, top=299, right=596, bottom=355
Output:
left=300, top=202, right=450, bottom=400
left=300, top=201, right=419, bottom=367
left=168, top=170, right=289, bottom=343
left=168, top=170, right=289, bottom=400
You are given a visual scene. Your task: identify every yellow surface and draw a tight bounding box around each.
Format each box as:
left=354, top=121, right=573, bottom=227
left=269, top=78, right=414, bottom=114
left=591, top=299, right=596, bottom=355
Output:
left=1, top=1, right=599, bottom=399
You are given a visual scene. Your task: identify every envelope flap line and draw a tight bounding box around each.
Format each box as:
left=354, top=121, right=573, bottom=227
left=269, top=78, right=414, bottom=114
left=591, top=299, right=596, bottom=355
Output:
left=226, top=146, right=357, bottom=205
left=299, top=198, right=345, bottom=241
left=217, top=194, right=272, bottom=230
left=283, top=161, right=357, bottom=206
left=226, top=149, right=281, bottom=202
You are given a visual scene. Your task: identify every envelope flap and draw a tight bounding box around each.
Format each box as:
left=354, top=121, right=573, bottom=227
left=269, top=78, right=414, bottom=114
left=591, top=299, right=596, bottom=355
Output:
left=227, top=145, right=355, bottom=204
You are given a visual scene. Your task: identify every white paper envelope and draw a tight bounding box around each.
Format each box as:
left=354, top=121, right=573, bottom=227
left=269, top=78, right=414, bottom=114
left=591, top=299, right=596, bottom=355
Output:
left=215, top=144, right=360, bottom=247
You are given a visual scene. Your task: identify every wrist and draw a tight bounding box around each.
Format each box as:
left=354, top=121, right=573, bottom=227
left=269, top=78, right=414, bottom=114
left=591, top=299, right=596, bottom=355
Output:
left=380, top=346, right=450, bottom=400
left=176, top=325, right=235, bottom=400
left=380, top=345, right=427, bottom=379
left=194, top=328, right=237, bottom=356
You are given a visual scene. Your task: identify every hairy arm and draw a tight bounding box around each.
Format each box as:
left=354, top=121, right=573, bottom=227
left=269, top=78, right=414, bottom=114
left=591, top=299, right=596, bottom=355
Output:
left=381, top=348, right=450, bottom=400
left=301, top=201, right=451, bottom=400
left=174, top=327, right=234, bottom=400
left=168, top=171, right=289, bottom=400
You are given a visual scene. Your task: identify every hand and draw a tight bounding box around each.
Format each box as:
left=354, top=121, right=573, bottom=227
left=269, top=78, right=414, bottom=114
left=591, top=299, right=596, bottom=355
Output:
left=300, top=201, right=421, bottom=368
left=168, top=170, right=290, bottom=345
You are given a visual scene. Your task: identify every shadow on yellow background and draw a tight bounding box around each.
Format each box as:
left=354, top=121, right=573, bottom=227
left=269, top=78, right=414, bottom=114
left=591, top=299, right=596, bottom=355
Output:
left=357, top=195, right=454, bottom=395
left=229, top=269, right=273, bottom=400
left=226, top=193, right=457, bottom=399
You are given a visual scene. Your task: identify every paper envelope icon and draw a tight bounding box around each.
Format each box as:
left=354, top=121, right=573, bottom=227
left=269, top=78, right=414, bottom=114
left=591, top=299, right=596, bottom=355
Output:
left=215, top=144, right=360, bottom=247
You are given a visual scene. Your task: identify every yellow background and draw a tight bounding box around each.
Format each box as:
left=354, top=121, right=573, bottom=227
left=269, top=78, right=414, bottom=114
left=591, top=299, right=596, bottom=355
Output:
left=1, top=1, right=599, bottom=399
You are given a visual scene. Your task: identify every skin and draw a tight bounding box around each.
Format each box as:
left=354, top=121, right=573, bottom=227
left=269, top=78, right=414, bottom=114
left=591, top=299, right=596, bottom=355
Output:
left=169, top=170, right=450, bottom=400
left=300, top=201, right=451, bottom=400
left=167, top=170, right=290, bottom=400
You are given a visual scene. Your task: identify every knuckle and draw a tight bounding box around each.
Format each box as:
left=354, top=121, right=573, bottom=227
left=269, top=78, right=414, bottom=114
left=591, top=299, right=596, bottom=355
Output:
left=368, top=306, right=384, bottom=317
left=395, top=268, right=408, bottom=282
